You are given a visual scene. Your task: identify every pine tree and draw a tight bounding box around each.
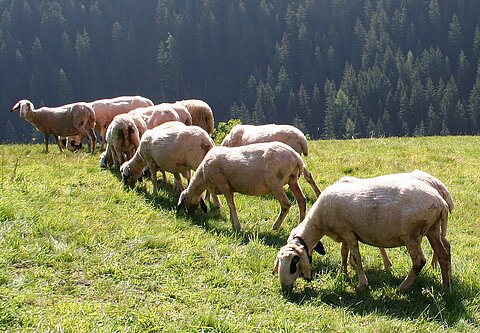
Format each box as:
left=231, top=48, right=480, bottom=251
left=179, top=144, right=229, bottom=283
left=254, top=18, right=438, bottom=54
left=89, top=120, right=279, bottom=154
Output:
left=468, top=62, right=480, bottom=133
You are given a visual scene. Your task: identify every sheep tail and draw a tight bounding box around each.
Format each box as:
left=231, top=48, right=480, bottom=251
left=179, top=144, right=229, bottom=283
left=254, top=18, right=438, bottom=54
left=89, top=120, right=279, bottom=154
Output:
left=300, top=136, right=309, bottom=156
left=439, top=206, right=449, bottom=241
left=87, top=107, right=96, bottom=129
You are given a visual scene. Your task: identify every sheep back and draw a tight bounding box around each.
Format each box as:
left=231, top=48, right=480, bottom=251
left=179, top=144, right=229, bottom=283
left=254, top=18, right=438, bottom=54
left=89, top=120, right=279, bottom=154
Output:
left=139, top=122, right=214, bottom=174
left=91, top=95, right=153, bottom=131
left=128, top=104, right=179, bottom=129
left=307, top=178, right=449, bottom=248
left=178, top=99, right=214, bottom=134
left=31, top=102, right=95, bottom=137
left=222, top=124, right=308, bottom=156
left=198, top=141, right=304, bottom=196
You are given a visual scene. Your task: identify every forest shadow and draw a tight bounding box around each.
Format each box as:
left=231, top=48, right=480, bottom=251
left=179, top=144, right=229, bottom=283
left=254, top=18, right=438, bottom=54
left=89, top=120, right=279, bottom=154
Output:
left=284, top=257, right=478, bottom=328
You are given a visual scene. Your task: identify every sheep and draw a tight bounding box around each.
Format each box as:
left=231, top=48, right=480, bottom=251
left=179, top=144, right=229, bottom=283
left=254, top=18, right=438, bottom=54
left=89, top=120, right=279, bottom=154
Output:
left=221, top=124, right=321, bottom=197
left=335, top=170, right=454, bottom=271
left=67, top=95, right=153, bottom=151
left=120, top=121, right=214, bottom=195
left=177, top=99, right=214, bottom=134
left=128, top=104, right=179, bottom=129
left=91, top=95, right=153, bottom=150
left=176, top=141, right=307, bottom=232
left=103, top=114, right=143, bottom=170
left=165, top=102, right=192, bottom=125
left=274, top=175, right=452, bottom=293
left=11, top=99, right=96, bottom=153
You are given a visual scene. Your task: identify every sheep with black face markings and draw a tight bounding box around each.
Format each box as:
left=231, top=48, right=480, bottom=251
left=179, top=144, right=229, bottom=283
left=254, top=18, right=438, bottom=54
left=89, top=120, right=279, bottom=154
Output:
left=177, top=141, right=307, bottom=232
left=221, top=124, right=321, bottom=197
left=333, top=169, right=454, bottom=271
left=11, top=99, right=96, bottom=153
left=275, top=174, right=452, bottom=293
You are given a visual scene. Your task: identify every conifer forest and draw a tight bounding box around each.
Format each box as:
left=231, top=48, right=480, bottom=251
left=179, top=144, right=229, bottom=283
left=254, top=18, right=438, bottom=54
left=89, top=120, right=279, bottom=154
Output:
left=2, top=0, right=480, bottom=141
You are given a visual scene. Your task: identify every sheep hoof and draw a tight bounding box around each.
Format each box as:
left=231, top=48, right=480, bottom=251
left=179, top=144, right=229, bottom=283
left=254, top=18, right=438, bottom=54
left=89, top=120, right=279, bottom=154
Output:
left=356, top=283, right=369, bottom=292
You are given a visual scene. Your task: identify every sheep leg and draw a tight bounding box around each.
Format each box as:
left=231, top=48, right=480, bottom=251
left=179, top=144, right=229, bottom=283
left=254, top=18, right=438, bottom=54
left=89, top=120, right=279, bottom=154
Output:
left=173, top=173, right=185, bottom=192
left=271, top=189, right=291, bottom=231
left=288, top=176, right=306, bottom=222
left=379, top=248, right=392, bottom=272
left=224, top=192, right=242, bottom=232
left=430, top=235, right=450, bottom=269
left=340, top=242, right=349, bottom=274
left=86, top=129, right=96, bottom=153
left=161, top=171, right=167, bottom=183
left=53, top=135, right=63, bottom=153
left=115, top=149, right=124, bottom=171
left=100, top=126, right=107, bottom=151
left=149, top=167, right=158, bottom=195
left=398, top=239, right=426, bottom=291
left=346, top=240, right=369, bottom=291
left=426, top=227, right=452, bottom=291
left=303, top=168, right=321, bottom=197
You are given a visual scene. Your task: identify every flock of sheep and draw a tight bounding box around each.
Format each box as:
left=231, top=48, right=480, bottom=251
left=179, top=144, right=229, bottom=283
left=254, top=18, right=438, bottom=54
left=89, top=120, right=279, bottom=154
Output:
left=11, top=95, right=454, bottom=293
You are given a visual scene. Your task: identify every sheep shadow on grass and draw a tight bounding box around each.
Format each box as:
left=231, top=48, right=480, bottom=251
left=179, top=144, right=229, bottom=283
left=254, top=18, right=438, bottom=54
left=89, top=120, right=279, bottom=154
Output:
left=284, top=257, right=477, bottom=328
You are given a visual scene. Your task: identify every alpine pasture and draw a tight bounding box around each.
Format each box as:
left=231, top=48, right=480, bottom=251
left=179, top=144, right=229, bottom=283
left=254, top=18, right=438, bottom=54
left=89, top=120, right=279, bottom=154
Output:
left=0, top=136, right=479, bottom=332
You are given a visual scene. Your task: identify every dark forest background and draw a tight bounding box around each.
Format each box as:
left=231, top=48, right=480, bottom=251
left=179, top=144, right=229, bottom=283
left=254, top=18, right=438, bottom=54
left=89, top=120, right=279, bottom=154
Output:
left=1, top=0, right=480, bottom=142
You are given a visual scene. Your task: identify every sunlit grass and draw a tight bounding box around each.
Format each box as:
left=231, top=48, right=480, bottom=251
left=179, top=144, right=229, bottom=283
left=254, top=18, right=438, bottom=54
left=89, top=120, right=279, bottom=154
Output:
left=0, top=136, right=479, bottom=332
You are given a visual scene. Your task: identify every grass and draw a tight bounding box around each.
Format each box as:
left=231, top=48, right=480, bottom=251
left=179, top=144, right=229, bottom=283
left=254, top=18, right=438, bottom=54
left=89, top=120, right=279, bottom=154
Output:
left=0, top=136, right=479, bottom=332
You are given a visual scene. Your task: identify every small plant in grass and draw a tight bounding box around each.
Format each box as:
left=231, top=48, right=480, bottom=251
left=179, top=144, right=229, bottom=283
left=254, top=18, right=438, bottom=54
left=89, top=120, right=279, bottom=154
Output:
left=212, top=118, right=242, bottom=144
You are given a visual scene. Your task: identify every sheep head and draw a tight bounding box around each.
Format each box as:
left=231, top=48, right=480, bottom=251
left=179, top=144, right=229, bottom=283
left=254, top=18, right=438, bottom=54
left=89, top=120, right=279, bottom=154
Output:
left=274, top=240, right=312, bottom=293
left=177, top=190, right=207, bottom=214
left=120, top=162, right=140, bottom=189
left=11, top=99, right=34, bottom=118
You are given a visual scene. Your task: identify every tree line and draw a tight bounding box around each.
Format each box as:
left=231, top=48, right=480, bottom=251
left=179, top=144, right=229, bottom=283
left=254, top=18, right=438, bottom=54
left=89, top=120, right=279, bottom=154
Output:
left=1, top=0, right=480, bottom=142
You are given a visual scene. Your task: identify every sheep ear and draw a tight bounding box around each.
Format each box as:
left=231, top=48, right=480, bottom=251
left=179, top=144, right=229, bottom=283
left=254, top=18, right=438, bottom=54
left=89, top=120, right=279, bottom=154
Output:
left=11, top=101, right=20, bottom=112
left=177, top=191, right=187, bottom=212
left=200, top=198, right=208, bottom=213
left=314, top=241, right=326, bottom=255
left=290, top=255, right=300, bottom=274
left=273, top=257, right=279, bottom=275
left=299, top=252, right=312, bottom=282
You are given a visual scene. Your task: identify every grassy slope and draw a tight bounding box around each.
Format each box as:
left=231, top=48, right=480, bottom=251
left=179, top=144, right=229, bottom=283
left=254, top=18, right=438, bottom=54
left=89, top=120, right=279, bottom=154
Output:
left=0, top=136, right=479, bottom=332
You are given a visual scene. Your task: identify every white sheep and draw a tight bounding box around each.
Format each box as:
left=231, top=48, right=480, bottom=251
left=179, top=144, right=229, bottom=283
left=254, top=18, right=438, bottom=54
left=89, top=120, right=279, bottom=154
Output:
left=274, top=174, right=452, bottom=293
left=67, top=95, right=153, bottom=151
left=177, top=141, right=307, bottom=232
left=165, top=102, right=193, bottom=125
left=120, top=121, right=214, bottom=195
left=11, top=99, right=96, bottom=153
left=128, top=104, right=179, bottom=129
left=177, top=99, right=214, bottom=134
left=91, top=95, right=153, bottom=150
left=103, top=114, right=143, bottom=170
left=221, top=124, right=321, bottom=197
left=335, top=170, right=454, bottom=271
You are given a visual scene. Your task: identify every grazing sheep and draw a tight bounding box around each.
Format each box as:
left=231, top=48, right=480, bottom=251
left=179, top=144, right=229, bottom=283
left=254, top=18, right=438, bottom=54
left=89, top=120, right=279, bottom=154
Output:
left=177, top=142, right=307, bottom=232
left=91, top=95, right=153, bottom=150
left=165, top=102, right=192, bottom=125
left=67, top=95, right=153, bottom=151
left=336, top=170, right=454, bottom=271
left=128, top=104, right=179, bottom=129
left=11, top=99, right=96, bottom=153
left=178, top=99, right=214, bottom=134
left=120, top=122, right=214, bottom=195
left=274, top=175, right=452, bottom=293
left=221, top=124, right=321, bottom=197
left=104, top=114, right=143, bottom=170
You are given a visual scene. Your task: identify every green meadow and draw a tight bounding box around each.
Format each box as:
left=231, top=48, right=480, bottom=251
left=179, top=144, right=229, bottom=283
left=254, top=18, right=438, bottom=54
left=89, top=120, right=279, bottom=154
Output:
left=0, top=136, right=479, bottom=332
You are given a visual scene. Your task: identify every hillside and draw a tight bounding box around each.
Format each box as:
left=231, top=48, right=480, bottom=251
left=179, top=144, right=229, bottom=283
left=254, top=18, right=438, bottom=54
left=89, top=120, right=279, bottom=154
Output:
left=0, top=136, right=479, bottom=331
